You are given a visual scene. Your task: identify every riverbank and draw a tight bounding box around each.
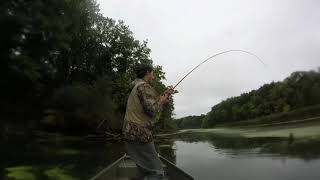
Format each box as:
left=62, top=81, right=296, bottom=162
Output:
left=158, top=117, right=320, bottom=139
left=216, top=105, right=320, bottom=127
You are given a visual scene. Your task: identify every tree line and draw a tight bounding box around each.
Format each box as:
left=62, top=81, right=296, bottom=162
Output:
left=175, top=115, right=205, bottom=129
left=175, top=69, right=320, bottom=129
left=1, top=0, right=175, bottom=135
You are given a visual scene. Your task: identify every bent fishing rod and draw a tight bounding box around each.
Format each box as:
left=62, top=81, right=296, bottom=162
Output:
left=170, top=49, right=266, bottom=90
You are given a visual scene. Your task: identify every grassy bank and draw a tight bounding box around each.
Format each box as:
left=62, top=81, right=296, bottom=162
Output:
left=157, top=129, right=320, bottom=161
left=177, top=123, right=320, bottom=138
left=158, top=116, right=320, bottom=139
left=216, top=104, right=320, bottom=128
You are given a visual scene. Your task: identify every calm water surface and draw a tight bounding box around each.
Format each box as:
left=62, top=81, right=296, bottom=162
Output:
left=2, top=133, right=320, bottom=180
left=174, top=141, right=320, bottom=180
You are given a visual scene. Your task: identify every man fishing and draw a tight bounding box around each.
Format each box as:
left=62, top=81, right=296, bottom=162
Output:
left=123, top=64, right=176, bottom=180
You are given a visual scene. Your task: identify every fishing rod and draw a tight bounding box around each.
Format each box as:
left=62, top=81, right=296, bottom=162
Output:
left=172, top=49, right=266, bottom=90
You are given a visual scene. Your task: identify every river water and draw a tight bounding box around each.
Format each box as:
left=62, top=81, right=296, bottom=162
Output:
left=1, top=132, right=320, bottom=180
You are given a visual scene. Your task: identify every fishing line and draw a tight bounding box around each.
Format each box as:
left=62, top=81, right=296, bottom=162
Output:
left=172, top=49, right=266, bottom=89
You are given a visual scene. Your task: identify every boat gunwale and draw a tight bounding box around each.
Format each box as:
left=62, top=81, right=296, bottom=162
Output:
left=89, top=154, right=127, bottom=180
left=89, top=154, right=195, bottom=180
left=158, top=154, right=195, bottom=180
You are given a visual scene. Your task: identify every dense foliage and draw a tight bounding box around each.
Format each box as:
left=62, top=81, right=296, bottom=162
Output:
left=202, top=69, right=320, bottom=127
left=175, top=115, right=205, bottom=129
left=214, top=104, right=320, bottom=127
left=1, top=0, right=175, bottom=134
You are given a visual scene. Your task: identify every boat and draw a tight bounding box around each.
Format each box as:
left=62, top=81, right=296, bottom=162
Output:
left=89, top=154, right=195, bottom=180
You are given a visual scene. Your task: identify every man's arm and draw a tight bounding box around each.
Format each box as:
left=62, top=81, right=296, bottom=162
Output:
left=137, top=83, right=163, bottom=118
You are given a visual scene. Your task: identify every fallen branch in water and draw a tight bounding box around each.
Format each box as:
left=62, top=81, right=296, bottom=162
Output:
left=85, top=131, right=123, bottom=141
left=104, top=132, right=123, bottom=142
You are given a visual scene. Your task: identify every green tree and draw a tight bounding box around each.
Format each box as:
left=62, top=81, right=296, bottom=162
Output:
left=199, top=69, right=320, bottom=128
left=1, top=0, right=176, bottom=134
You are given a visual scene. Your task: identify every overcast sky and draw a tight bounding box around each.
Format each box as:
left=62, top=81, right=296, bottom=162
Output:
left=97, top=0, right=320, bottom=118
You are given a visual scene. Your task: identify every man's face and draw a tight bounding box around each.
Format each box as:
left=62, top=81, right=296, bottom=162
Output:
left=145, top=70, right=155, bottom=84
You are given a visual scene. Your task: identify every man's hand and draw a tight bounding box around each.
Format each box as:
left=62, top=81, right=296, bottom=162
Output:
left=159, top=86, right=178, bottom=105
left=159, top=94, right=169, bottom=105
left=164, top=86, right=178, bottom=96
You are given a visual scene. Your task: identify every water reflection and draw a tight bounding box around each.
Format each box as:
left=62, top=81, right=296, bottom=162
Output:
left=158, top=132, right=320, bottom=180
left=168, top=132, right=320, bottom=161
left=156, top=138, right=177, bottom=164
left=174, top=141, right=320, bottom=180
left=2, top=133, right=320, bottom=180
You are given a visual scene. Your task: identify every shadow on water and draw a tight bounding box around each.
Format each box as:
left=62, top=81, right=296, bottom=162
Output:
left=0, top=134, right=126, bottom=180
left=1, top=134, right=177, bottom=180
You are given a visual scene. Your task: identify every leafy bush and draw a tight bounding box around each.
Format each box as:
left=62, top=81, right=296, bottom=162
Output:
left=42, top=78, right=117, bottom=134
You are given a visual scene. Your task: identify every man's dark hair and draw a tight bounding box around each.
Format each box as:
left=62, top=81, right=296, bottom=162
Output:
left=136, top=64, right=154, bottom=78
